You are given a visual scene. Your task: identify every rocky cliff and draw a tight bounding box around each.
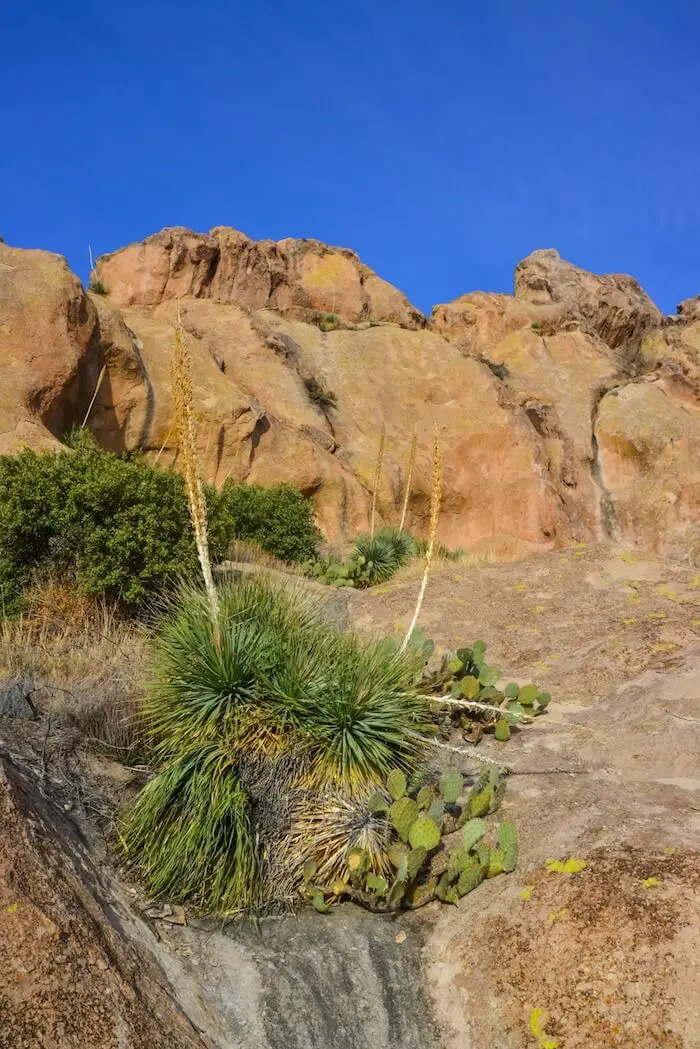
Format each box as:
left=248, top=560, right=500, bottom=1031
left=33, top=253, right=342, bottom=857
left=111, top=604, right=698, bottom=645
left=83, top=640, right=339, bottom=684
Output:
left=1, top=231, right=698, bottom=560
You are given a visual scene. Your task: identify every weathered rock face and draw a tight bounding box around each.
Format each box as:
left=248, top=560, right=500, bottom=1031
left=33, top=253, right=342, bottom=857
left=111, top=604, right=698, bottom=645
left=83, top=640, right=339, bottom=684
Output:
left=433, top=249, right=699, bottom=559
left=514, top=248, right=663, bottom=357
left=0, top=753, right=204, bottom=1049
left=0, top=230, right=698, bottom=561
left=95, top=227, right=427, bottom=329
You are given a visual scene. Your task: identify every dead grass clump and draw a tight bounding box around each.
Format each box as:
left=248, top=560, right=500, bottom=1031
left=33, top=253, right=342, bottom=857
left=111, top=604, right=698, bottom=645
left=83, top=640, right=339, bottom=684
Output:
left=0, top=584, right=147, bottom=760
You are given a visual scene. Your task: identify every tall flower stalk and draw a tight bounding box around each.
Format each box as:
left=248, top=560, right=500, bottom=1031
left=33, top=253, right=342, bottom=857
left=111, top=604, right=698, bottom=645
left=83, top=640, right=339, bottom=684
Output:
left=172, top=303, right=219, bottom=623
left=400, top=426, right=442, bottom=653
left=398, top=430, right=417, bottom=532
left=369, top=423, right=386, bottom=538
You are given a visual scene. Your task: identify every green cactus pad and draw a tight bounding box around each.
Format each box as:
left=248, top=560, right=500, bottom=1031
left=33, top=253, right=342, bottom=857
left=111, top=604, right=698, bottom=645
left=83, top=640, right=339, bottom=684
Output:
left=416, top=785, right=436, bottom=810
left=365, top=873, right=389, bottom=895
left=476, top=842, right=491, bottom=870
left=407, top=877, right=438, bottom=907
left=407, top=846, right=428, bottom=879
left=478, top=665, right=500, bottom=687
left=487, top=847, right=506, bottom=878
left=439, top=771, right=464, bottom=805
left=388, top=843, right=409, bottom=869
left=470, top=785, right=493, bottom=817
left=387, top=769, right=408, bottom=800
left=427, top=799, right=446, bottom=825
left=518, top=683, right=538, bottom=706
left=490, top=780, right=506, bottom=814
left=408, top=817, right=442, bottom=852
left=461, top=675, right=480, bottom=699
left=537, top=691, right=552, bottom=708
left=462, top=817, right=487, bottom=853
left=504, top=682, right=520, bottom=699
left=390, top=797, right=419, bottom=841
left=494, top=719, right=511, bottom=742
left=447, top=657, right=464, bottom=674
left=498, top=821, right=518, bottom=872
left=435, top=873, right=460, bottom=904
left=457, top=863, right=485, bottom=897
left=311, top=892, right=330, bottom=913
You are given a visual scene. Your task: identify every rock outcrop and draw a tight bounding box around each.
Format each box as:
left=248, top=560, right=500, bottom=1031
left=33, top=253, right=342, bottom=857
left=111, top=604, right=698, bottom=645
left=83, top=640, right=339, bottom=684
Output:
left=0, top=230, right=698, bottom=561
left=95, top=227, right=427, bottom=329
left=433, top=249, right=700, bottom=559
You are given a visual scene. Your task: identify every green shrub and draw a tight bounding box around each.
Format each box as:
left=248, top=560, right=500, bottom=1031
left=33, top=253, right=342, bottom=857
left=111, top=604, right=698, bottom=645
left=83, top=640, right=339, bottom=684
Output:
left=88, top=279, right=108, bottom=295
left=307, top=528, right=416, bottom=589
left=0, top=434, right=320, bottom=611
left=214, top=481, right=321, bottom=563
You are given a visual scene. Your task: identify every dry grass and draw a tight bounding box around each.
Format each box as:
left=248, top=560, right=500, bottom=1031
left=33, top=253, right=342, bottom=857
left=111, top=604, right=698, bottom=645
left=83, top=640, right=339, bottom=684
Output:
left=0, top=582, right=147, bottom=759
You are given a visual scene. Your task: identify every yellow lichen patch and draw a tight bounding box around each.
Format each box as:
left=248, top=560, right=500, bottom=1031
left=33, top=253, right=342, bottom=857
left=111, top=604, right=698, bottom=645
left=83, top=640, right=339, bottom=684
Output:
left=545, top=857, right=587, bottom=875
left=663, top=847, right=676, bottom=856
left=657, top=586, right=680, bottom=602
left=627, top=594, right=641, bottom=605
left=529, top=1007, right=560, bottom=1047
left=621, top=617, right=638, bottom=625
left=532, top=604, right=547, bottom=614
left=519, top=884, right=535, bottom=901
left=646, top=611, right=667, bottom=620
left=548, top=907, right=569, bottom=922
left=513, top=582, right=528, bottom=592
left=618, top=551, right=638, bottom=564
left=649, top=642, right=679, bottom=653
left=691, top=574, right=700, bottom=587
left=642, top=877, right=661, bottom=888
left=5, top=902, right=18, bottom=914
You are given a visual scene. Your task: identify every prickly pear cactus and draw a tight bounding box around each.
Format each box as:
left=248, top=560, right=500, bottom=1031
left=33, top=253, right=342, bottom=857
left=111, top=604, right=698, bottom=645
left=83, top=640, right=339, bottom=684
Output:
left=439, top=770, right=464, bottom=804
left=408, top=816, right=442, bottom=851
left=387, top=769, right=408, bottom=800
left=498, top=820, right=519, bottom=872
left=390, top=797, right=419, bottom=841
left=462, top=817, right=487, bottom=853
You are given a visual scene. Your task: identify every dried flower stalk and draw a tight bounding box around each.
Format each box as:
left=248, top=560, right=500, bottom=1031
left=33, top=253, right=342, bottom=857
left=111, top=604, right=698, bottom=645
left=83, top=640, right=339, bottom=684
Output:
left=400, top=426, right=441, bottom=653
left=369, top=423, right=386, bottom=538
left=172, top=304, right=219, bottom=622
left=398, top=430, right=417, bottom=532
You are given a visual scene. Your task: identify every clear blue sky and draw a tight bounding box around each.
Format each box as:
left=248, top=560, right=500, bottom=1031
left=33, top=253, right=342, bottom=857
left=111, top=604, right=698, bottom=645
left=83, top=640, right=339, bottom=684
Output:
left=2, top=1, right=699, bottom=314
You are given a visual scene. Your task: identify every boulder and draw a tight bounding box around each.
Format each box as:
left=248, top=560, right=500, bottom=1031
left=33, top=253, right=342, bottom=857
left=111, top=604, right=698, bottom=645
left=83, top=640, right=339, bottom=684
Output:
left=595, top=380, right=700, bottom=563
left=95, top=227, right=427, bottom=329
left=514, top=248, right=662, bottom=358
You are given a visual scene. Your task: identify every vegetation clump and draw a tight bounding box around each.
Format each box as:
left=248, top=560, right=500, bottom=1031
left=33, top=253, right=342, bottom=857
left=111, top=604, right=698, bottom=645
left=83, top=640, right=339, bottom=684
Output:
left=0, top=434, right=320, bottom=612
left=303, top=376, right=338, bottom=412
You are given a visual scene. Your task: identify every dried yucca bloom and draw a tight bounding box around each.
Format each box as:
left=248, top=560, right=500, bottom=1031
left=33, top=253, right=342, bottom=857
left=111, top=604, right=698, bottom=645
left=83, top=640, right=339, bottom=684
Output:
left=400, top=426, right=442, bottom=653
left=172, top=304, right=219, bottom=621
left=369, top=423, right=386, bottom=538
left=398, top=429, right=417, bottom=532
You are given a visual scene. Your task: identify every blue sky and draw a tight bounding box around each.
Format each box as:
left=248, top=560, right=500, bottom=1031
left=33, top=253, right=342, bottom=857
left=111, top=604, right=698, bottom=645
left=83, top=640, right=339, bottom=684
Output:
left=2, top=0, right=699, bottom=314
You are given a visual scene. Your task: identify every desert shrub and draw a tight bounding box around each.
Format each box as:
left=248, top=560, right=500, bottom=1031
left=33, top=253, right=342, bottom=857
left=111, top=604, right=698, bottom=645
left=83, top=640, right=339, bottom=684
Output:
left=214, top=480, right=321, bottom=564
left=309, top=311, right=341, bottom=332
left=303, top=376, right=338, bottom=411
left=307, top=528, right=416, bottom=589
left=0, top=433, right=199, bottom=610
left=88, top=278, right=108, bottom=295
left=0, top=434, right=320, bottom=610
left=121, top=576, right=430, bottom=909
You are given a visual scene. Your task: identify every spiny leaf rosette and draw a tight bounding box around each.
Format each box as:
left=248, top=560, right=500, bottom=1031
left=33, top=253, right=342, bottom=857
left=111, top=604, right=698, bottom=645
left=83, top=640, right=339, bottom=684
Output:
left=121, top=576, right=430, bottom=913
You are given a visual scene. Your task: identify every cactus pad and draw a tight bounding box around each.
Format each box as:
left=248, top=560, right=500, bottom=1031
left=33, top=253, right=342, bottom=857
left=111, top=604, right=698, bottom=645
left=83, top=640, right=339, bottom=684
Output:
left=387, top=769, right=408, bottom=800
left=487, top=846, right=506, bottom=878
left=470, top=785, right=493, bottom=817
left=416, top=785, right=436, bottom=810
left=427, top=799, right=446, bottom=825
left=408, top=816, right=442, bottom=851
left=518, top=684, right=538, bottom=706
left=504, top=682, right=520, bottom=699
left=439, top=770, right=463, bottom=804
left=462, top=817, right=487, bottom=853
left=369, top=791, right=389, bottom=814
left=407, top=846, right=428, bottom=879
left=457, top=862, right=484, bottom=897
left=390, top=797, right=418, bottom=841
left=498, top=821, right=518, bottom=872
left=494, top=718, right=511, bottom=741
left=365, top=873, right=389, bottom=896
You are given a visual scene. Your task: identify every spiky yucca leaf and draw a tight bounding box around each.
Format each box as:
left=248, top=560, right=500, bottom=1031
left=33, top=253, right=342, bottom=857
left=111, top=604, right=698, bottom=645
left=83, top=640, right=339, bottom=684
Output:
left=121, top=746, right=256, bottom=913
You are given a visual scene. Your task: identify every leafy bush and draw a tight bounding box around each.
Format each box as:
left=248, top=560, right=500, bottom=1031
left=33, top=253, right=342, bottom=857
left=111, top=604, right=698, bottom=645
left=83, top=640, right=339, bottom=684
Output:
left=309, top=311, right=341, bottom=332
left=88, top=279, right=108, bottom=295
left=214, top=480, right=321, bottom=563
left=122, top=577, right=430, bottom=910
left=0, top=434, right=320, bottom=611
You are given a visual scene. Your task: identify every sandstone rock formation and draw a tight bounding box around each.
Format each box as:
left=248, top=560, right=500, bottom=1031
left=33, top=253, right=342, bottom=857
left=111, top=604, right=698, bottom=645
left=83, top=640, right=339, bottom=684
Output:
left=433, top=248, right=700, bottom=560
left=0, top=230, right=698, bottom=561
